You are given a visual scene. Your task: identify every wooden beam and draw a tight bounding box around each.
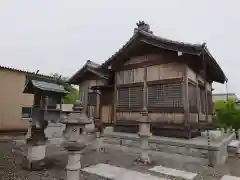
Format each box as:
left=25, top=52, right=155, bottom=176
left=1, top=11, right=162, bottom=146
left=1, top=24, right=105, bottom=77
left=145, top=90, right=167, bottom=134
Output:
left=83, top=81, right=89, bottom=114
left=202, top=44, right=209, bottom=123
left=142, top=64, right=148, bottom=110
left=196, top=74, right=200, bottom=125
left=183, top=65, right=189, bottom=128
left=116, top=107, right=184, bottom=113
left=113, top=72, right=118, bottom=123
left=95, top=90, right=100, bottom=120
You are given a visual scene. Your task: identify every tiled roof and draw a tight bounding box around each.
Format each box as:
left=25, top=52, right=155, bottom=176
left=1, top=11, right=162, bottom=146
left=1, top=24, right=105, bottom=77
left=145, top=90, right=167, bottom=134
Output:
left=31, top=80, right=68, bottom=94
left=100, top=21, right=227, bottom=84
left=23, top=80, right=68, bottom=94
left=0, top=65, right=55, bottom=80
left=68, top=60, right=109, bottom=84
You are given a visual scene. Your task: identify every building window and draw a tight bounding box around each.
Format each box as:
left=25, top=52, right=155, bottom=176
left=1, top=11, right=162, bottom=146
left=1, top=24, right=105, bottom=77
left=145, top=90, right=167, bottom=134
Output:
left=148, top=83, right=183, bottom=108
left=117, top=86, right=143, bottom=110
left=22, top=107, right=32, bottom=118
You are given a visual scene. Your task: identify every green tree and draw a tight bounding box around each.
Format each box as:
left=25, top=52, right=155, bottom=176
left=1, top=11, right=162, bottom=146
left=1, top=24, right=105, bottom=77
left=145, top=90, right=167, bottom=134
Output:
left=214, top=100, right=240, bottom=131
left=62, top=86, right=79, bottom=104
left=50, top=73, right=79, bottom=104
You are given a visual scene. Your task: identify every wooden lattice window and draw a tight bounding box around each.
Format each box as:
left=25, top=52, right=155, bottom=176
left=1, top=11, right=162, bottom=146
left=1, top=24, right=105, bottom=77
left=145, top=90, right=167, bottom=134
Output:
left=188, top=83, right=197, bottom=113
left=117, top=86, right=143, bottom=110
left=148, top=83, right=183, bottom=107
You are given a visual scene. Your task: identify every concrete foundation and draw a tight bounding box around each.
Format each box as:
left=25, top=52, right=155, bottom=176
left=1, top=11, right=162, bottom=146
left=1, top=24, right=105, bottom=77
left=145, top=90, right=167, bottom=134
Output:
left=103, top=128, right=235, bottom=167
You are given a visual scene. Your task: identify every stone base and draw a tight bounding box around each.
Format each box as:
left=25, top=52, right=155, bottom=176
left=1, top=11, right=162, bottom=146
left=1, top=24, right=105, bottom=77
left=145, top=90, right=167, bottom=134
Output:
left=103, top=131, right=235, bottom=167
left=21, top=143, right=50, bottom=171
left=113, top=120, right=202, bottom=139
left=21, top=156, right=53, bottom=171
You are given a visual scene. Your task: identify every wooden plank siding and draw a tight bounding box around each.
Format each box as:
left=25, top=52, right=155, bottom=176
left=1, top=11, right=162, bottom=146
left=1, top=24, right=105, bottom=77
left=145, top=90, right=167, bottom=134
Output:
left=187, top=66, right=213, bottom=124
left=114, top=54, right=186, bottom=125
left=78, top=79, right=106, bottom=116
left=114, top=54, right=213, bottom=127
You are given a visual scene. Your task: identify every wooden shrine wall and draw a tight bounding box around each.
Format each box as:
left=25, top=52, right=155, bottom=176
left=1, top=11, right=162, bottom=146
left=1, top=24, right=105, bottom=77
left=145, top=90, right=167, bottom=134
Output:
left=79, top=78, right=106, bottom=116
left=187, top=67, right=212, bottom=123
left=115, top=54, right=185, bottom=124
left=100, top=88, right=113, bottom=123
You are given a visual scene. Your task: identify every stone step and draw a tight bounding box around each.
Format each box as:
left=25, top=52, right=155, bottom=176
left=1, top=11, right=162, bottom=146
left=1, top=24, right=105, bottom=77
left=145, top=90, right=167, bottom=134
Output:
left=221, top=175, right=240, bottom=180
left=149, top=165, right=198, bottom=180
left=82, top=163, right=166, bottom=180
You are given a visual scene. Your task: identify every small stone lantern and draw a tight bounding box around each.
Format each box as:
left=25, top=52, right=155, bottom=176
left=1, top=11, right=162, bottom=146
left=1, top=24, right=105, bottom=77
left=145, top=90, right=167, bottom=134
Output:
left=136, top=65, right=152, bottom=165
left=60, top=100, right=93, bottom=180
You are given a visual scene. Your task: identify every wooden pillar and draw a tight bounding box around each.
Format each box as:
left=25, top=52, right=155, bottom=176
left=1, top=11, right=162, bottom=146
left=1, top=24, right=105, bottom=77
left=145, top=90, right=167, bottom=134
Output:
left=113, top=72, right=118, bottom=123
left=83, top=81, right=89, bottom=114
left=95, top=90, right=100, bottom=122
left=202, top=43, right=209, bottom=123
left=196, top=75, right=200, bottom=124
left=78, top=85, right=81, bottom=101
left=183, top=65, right=189, bottom=128
left=142, top=65, right=148, bottom=110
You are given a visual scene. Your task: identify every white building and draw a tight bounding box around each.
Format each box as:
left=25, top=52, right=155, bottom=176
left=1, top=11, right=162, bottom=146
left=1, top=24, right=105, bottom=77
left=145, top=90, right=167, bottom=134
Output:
left=212, top=93, right=238, bottom=102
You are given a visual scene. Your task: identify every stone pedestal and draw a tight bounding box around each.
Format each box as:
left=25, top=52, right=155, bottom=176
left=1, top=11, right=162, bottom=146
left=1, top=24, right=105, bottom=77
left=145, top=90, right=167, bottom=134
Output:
left=66, top=151, right=81, bottom=180
left=96, top=131, right=105, bottom=153
left=27, top=144, right=46, bottom=161
left=25, top=120, right=32, bottom=139
left=22, top=126, right=50, bottom=170
left=137, top=109, right=152, bottom=164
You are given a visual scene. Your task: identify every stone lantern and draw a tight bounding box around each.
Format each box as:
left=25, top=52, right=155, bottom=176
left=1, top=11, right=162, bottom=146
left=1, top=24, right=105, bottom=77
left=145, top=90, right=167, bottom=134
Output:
left=137, top=108, right=152, bottom=164
left=22, top=78, right=68, bottom=170
left=60, top=100, right=94, bottom=180
left=136, top=66, right=152, bottom=164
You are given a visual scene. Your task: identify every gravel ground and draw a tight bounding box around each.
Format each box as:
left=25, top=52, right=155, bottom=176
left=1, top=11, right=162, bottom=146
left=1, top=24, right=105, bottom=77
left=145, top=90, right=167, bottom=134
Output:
left=1, top=140, right=240, bottom=180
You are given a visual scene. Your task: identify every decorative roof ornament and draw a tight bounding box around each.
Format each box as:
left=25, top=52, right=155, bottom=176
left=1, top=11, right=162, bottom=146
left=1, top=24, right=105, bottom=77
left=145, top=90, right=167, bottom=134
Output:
left=134, top=21, right=153, bottom=34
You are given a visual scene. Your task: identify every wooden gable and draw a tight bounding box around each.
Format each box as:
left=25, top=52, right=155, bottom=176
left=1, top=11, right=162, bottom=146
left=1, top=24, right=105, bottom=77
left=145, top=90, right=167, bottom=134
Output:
left=101, top=21, right=226, bottom=84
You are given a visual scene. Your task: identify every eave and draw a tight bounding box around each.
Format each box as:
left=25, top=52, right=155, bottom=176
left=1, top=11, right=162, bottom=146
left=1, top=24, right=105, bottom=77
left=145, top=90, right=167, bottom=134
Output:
left=23, top=80, right=69, bottom=94
left=68, top=61, right=109, bottom=85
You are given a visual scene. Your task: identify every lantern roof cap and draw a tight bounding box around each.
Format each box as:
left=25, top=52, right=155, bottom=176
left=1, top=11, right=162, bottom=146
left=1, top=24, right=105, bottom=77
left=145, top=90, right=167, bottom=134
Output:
left=60, top=100, right=92, bottom=125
